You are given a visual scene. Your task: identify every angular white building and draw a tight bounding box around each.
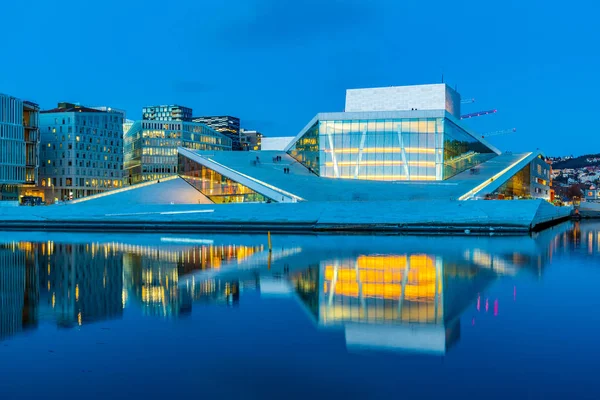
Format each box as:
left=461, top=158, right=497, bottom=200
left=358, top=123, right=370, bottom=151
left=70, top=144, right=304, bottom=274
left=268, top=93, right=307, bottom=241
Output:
left=172, top=83, right=551, bottom=203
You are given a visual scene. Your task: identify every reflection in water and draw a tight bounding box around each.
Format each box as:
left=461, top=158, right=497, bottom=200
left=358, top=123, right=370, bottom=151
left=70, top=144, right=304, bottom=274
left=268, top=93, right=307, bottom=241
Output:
left=38, top=242, right=123, bottom=327
left=291, top=255, right=495, bottom=354
left=120, top=242, right=265, bottom=316
left=0, top=243, right=38, bottom=341
left=0, top=221, right=598, bottom=354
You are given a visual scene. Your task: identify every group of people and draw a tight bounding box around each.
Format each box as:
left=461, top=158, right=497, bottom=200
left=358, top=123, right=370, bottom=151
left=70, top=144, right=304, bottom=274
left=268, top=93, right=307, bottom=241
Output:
left=283, top=167, right=290, bottom=174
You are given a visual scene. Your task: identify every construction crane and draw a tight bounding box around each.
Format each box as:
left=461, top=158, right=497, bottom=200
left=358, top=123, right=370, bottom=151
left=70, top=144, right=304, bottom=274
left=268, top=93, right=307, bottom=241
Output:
left=481, top=128, right=516, bottom=139
left=460, top=109, right=497, bottom=119
left=461, top=98, right=475, bottom=104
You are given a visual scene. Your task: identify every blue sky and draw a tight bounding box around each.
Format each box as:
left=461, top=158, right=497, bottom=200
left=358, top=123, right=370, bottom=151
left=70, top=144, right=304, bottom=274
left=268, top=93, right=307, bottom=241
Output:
left=2, top=0, right=598, bottom=155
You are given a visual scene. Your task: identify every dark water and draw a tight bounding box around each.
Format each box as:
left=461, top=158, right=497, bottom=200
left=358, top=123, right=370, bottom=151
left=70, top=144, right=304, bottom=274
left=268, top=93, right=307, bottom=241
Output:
left=0, top=222, right=599, bottom=399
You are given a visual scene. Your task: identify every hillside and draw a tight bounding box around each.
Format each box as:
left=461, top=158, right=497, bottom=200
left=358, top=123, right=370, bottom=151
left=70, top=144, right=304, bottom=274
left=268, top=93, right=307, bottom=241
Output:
left=552, top=154, right=600, bottom=169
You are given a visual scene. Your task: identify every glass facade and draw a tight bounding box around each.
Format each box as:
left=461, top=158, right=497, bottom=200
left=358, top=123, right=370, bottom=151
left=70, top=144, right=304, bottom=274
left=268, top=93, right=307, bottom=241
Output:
left=287, top=117, right=496, bottom=181
left=288, top=122, right=320, bottom=175
left=179, top=154, right=271, bottom=203
left=492, top=164, right=531, bottom=199
left=488, top=157, right=550, bottom=200
left=443, top=119, right=497, bottom=179
left=124, top=121, right=232, bottom=184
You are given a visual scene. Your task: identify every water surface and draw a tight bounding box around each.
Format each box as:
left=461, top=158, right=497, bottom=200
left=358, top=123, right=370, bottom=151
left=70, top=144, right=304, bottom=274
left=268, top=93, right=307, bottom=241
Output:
left=1, top=222, right=599, bottom=399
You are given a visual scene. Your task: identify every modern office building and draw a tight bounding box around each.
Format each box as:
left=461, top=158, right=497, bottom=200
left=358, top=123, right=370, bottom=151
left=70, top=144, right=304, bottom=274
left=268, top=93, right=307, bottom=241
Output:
left=38, top=103, right=124, bottom=202
left=240, top=128, right=262, bottom=151
left=124, top=119, right=232, bottom=184
left=192, top=116, right=241, bottom=150
left=0, top=93, right=40, bottom=201
left=143, top=105, right=192, bottom=121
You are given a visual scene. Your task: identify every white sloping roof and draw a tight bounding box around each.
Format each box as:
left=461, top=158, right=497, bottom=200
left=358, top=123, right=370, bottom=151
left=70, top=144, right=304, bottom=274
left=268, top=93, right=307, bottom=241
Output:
left=180, top=148, right=536, bottom=202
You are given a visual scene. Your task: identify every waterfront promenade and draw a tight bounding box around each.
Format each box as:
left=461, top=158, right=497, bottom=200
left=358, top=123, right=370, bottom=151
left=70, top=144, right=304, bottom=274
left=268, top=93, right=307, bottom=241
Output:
left=0, top=197, right=571, bottom=234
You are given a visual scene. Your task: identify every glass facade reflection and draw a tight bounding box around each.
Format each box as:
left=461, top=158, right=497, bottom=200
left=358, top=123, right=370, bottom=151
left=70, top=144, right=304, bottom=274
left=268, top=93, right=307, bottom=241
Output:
left=179, top=154, right=271, bottom=203
left=124, top=120, right=232, bottom=184
left=443, top=119, right=497, bottom=179
left=288, top=116, right=496, bottom=181
left=493, top=164, right=531, bottom=199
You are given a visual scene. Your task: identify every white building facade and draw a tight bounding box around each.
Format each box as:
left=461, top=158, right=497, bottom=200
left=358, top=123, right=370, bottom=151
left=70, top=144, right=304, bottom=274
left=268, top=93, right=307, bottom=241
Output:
left=345, top=83, right=461, bottom=118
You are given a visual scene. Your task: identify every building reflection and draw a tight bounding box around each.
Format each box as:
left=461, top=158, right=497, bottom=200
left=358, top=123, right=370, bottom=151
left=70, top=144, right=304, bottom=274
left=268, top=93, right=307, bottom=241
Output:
left=0, top=243, right=38, bottom=341
left=553, top=221, right=600, bottom=257
left=0, top=222, right=598, bottom=345
left=120, top=242, right=264, bottom=316
left=290, top=254, right=496, bottom=355
left=38, top=242, right=123, bottom=327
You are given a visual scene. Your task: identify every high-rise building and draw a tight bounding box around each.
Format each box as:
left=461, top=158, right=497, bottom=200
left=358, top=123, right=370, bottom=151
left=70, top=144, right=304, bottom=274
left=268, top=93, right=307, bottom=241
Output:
left=0, top=93, right=40, bottom=202
left=124, top=119, right=232, bottom=184
left=240, top=129, right=262, bottom=151
left=38, top=103, right=124, bottom=202
left=142, top=105, right=192, bottom=121
left=192, top=116, right=241, bottom=150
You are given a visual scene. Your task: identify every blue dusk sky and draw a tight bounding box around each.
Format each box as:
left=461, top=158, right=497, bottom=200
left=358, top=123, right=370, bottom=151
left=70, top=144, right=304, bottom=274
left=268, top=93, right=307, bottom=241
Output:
left=2, top=0, right=598, bottom=156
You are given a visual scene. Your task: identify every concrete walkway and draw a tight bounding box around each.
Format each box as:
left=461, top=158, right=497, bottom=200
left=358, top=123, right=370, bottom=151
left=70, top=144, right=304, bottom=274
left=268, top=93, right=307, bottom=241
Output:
left=0, top=199, right=572, bottom=234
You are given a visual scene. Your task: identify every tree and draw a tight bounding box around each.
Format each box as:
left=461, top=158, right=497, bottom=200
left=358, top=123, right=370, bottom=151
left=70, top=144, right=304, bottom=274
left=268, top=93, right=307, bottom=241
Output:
left=566, top=184, right=583, bottom=200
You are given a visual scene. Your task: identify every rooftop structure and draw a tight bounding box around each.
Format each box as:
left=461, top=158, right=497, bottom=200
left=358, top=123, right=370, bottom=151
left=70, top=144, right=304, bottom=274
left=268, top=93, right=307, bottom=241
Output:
left=90, top=106, right=127, bottom=120
left=143, top=105, right=192, bottom=122
left=345, top=83, right=461, bottom=118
